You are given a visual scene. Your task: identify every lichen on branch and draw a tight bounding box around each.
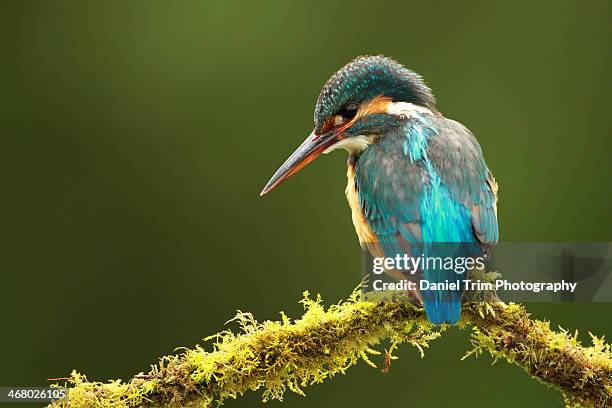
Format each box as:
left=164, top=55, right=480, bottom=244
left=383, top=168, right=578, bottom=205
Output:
left=50, top=288, right=611, bottom=408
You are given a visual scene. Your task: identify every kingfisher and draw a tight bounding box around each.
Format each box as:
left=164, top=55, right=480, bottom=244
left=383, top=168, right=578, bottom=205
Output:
left=260, top=56, right=499, bottom=324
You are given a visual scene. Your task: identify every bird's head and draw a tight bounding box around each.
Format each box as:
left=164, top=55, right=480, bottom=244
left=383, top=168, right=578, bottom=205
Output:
left=260, top=55, right=435, bottom=196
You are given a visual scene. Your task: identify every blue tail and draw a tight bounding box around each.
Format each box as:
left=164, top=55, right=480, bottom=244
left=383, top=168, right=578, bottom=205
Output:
left=421, top=267, right=462, bottom=324
left=419, top=242, right=481, bottom=325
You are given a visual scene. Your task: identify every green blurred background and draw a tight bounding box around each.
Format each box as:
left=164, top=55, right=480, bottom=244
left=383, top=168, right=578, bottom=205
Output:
left=1, top=1, right=610, bottom=407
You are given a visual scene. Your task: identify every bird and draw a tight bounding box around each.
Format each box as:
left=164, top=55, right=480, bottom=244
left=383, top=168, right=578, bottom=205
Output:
left=260, top=55, right=499, bottom=325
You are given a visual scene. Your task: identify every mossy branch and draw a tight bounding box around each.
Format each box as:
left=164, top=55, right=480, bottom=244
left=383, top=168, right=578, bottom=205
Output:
left=50, top=289, right=611, bottom=408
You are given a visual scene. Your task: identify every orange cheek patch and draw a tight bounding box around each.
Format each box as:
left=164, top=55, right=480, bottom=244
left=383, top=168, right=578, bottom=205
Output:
left=357, top=95, right=393, bottom=118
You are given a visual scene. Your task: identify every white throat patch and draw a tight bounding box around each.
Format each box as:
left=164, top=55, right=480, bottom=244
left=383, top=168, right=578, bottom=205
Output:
left=323, top=135, right=374, bottom=155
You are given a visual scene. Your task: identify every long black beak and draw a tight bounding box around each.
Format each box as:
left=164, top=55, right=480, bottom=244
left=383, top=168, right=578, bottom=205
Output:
left=260, top=130, right=338, bottom=196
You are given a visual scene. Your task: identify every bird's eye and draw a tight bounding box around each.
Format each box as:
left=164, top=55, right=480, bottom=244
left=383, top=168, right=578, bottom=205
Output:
left=337, top=102, right=358, bottom=120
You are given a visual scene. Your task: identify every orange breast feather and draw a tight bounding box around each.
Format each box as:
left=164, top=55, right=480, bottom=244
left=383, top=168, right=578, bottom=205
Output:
left=345, top=160, right=384, bottom=257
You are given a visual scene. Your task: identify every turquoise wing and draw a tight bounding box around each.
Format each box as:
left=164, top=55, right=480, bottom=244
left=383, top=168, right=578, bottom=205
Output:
left=354, top=114, right=498, bottom=251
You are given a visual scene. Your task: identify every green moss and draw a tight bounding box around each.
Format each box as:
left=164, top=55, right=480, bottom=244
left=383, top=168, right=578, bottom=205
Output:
left=463, top=302, right=611, bottom=407
left=50, top=289, right=611, bottom=408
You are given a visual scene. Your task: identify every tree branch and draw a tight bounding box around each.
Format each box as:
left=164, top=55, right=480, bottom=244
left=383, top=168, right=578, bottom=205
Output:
left=50, top=289, right=611, bottom=408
